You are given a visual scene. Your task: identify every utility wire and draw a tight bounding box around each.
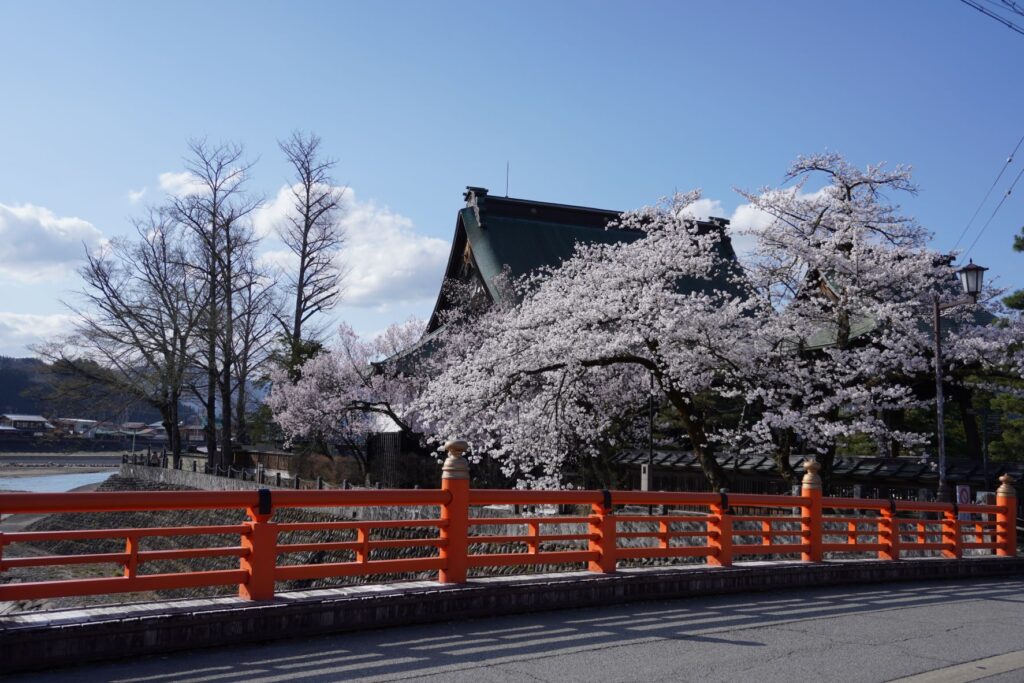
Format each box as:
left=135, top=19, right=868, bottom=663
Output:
left=995, top=0, right=1024, bottom=18
left=953, top=133, right=1024, bottom=250
left=964, top=163, right=1024, bottom=257
left=959, top=0, right=1024, bottom=35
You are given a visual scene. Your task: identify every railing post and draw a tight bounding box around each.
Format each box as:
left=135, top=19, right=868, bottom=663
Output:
left=439, top=440, right=470, bottom=584
left=707, top=491, right=732, bottom=567
left=800, top=459, right=823, bottom=562
left=356, top=526, right=369, bottom=563
left=996, top=474, right=1017, bottom=557
left=588, top=490, right=616, bottom=573
left=123, top=536, right=139, bottom=578
left=878, top=505, right=898, bottom=560
left=527, top=521, right=540, bottom=555
left=942, top=506, right=962, bottom=559
left=239, top=489, right=277, bottom=600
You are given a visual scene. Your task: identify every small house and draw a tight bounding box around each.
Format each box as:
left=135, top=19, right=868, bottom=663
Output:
left=0, top=414, right=55, bottom=432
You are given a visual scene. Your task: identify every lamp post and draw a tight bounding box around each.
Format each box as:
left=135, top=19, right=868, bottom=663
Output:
left=933, top=259, right=987, bottom=502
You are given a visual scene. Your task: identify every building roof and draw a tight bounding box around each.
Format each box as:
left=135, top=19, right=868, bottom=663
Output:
left=425, top=187, right=743, bottom=333
left=1, top=414, right=50, bottom=422
left=801, top=269, right=997, bottom=351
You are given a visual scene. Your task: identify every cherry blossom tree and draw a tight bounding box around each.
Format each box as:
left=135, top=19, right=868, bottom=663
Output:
left=734, top=154, right=1023, bottom=485
left=270, top=154, right=1024, bottom=490
left=414, top=192, right=765, bottom=489
left=266, top=319, right=425, bottom=477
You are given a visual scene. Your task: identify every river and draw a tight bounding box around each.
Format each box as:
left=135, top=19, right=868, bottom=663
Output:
left=0, top=471, right=116, bottom=493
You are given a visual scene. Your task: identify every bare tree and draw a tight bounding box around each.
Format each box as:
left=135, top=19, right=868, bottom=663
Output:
left=170, top=139, right=260, bottom=468
left=232, top=256, right=279, bottom=445
left=277, top=131, right=347, bottom=371
left=42, top=212, right=203, bottom=465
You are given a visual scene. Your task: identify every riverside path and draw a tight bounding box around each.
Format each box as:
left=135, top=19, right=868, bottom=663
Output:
left=10, top=577, right=1024, bottom=683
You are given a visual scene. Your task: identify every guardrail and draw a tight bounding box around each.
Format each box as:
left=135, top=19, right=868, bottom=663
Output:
left=122, top=453, right=349, bottom=490
left=1, top=443, right=1017, bottom=602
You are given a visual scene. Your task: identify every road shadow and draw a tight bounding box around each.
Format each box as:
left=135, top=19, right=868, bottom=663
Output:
left=10, top=577, right=1024, bottom=683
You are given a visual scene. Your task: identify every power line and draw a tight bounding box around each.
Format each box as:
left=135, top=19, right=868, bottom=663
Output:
left=963, top=162, right=1024, bottom=257
left=953, top=133, right=1024, bottom=250
left=995, top=0, right=1024, bottom=18
left=959, top=0, right=1024, bottom=35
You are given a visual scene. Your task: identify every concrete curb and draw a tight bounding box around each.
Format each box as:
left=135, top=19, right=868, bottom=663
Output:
left=2, top=557, right=1023, bottom=674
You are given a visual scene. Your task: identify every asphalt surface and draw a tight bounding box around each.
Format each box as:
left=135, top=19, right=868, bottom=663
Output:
left=10, top=577, right=1024, bottom=683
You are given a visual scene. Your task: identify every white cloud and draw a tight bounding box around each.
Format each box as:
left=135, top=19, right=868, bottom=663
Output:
left=0, top=203, right=104, bottom=282
left=342, top=197, right=448, bottom=308
left=255, top=186, right=448, bottom=310
left=252, top=184, right=301, bottom=240
left=727, top=202, right=773, bottom=256
left=257, top=248, right=299, bottom=273
left=726, top=187, right=833, bottom=257
left=679, top=198, right=725, bottom=221
left=158, top=171, right=205, bottom=197
left=127, top=187, right=147, bottom=204
left=0, top=312, right=75, bottom=357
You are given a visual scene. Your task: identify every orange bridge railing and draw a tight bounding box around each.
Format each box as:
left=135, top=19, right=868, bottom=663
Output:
left=0, top=444, right=1017, bottom=602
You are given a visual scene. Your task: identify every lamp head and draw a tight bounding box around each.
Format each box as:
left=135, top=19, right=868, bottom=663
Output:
left=956, top=259, right=988, bottom=300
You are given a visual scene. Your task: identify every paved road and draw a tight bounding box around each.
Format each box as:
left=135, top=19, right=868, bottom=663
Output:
left=11, top=578, right=1024, bottom=683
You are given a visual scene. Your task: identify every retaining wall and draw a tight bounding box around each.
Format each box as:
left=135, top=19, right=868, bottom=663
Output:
left=119, top=463, right=274, bottom=492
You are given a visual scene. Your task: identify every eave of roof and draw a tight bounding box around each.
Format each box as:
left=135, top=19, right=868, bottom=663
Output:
left=426, top=186, right=746, bottom=334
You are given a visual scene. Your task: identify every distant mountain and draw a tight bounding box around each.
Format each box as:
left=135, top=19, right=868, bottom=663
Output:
left=0, top=356, right=46, bottom=414
left=0, top=355, right=159, bottom=422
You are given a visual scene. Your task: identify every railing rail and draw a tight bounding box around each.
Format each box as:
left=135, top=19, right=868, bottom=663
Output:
left=0, top=446, right=1017, bottom=603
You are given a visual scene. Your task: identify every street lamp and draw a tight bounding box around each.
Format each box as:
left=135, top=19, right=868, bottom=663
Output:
left=933, top=259, right=988, bottom=502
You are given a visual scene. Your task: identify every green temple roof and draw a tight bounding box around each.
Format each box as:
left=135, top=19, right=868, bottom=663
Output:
left=426, top=187, right=743, bottom=332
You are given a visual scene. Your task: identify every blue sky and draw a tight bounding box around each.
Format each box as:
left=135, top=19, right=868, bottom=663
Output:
left=0, top=1, right=1022, bottom=356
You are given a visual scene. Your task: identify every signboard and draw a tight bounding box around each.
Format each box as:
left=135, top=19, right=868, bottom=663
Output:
left=956, top=485, right=971, bottom=521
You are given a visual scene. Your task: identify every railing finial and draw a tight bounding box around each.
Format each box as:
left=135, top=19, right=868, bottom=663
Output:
left=997, top=473, right=1016, bottom=498
left=801, top=458, right=822, bottom=490
left=442, top=440, right=470, bottom=480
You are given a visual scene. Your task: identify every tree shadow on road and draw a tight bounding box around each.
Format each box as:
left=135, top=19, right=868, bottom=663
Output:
left=12, top=577, right=1024, bottom=683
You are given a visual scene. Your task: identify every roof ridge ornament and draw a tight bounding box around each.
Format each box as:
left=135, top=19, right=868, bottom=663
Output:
left=464, top=186, right=487, bottom=227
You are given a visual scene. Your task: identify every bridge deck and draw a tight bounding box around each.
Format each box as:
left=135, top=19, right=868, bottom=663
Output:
left=3, top=557, right=1023, bottom=675
left=6, top=575, right=1024, bottom=682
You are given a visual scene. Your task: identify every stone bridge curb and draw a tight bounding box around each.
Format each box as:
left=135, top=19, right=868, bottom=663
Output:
left=2, top=557, right=1023, bottom=674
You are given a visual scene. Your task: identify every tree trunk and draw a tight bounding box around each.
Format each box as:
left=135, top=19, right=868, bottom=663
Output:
left=883, top=409, right=905, bottom=459
left=234, top=372, right=249, bottom=447
left=169, top=390, right=182, bottom=467
left=771, top=428, right=799, bottom=487
left=159, top=405, right=176, bottom=469
left=205, top=242, right=219, bottom=469
left=220, top=246, right=234, bottom=469
left=952, top=385, right=982, bottom=461
left=665, top=389, right=729, bottom=490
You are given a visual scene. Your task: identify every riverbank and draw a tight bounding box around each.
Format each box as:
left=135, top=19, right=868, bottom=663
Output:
left=0, top=451, right=123, bottom=480
left=0, top=480, right=108, bottom=533
left=1, top=466, right=116, bottom=478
